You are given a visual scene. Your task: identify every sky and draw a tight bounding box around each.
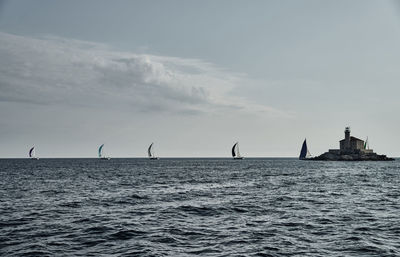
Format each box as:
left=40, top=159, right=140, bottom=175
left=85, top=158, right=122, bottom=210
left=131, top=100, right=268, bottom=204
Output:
left=1, top=0, right=400, bottom=158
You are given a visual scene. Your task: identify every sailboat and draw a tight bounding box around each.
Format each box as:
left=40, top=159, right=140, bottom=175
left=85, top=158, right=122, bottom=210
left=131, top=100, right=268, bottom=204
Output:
left=147, top=143, right=159, bottom=160
left=364, top=137, right=370, bottom=150
left=29, top=146, right=39, bottom=160
left=98, top=144, right=110, bottom=160
left=299, top=139, right=312, bottom=160
left=232, top=142, right=244, bottom=159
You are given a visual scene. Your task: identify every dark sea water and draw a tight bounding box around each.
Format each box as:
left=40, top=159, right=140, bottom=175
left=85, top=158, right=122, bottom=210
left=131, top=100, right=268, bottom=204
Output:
left=1, top=158, right=400, bottom=256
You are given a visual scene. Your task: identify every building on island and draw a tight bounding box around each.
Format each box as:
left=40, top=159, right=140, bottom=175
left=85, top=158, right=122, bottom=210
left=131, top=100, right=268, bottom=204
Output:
left=310, top=127, right=393, bottom=161
left=328, top=127, right=373, bottom=154
left=340, top=127, right=364, bottom=152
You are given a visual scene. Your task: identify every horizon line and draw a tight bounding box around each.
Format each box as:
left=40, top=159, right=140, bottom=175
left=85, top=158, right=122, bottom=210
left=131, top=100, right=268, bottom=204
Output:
left=0, top=156, right=300, bottom=159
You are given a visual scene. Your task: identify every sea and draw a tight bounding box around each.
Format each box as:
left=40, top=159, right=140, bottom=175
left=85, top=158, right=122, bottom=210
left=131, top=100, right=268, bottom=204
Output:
left=0, top=158, right=399, bottom=256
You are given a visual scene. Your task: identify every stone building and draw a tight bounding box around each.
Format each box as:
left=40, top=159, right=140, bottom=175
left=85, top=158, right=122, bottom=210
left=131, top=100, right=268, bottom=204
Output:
left=312, top=127, right=393, bottom=161
left=340, top=127, right=364, bottom=153
left=329, top=127, right=372, bottom=154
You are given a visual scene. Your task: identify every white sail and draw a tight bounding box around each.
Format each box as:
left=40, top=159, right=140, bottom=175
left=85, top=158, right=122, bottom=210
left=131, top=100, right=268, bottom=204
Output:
left=236, top=143, right=241, bottom=158
left=306, top=149, right=311, bottom=158
left=98, top=144, right=110, bottom=160
left=232, top=142, right=244, bottom=159
left=364, top=137, right=370, bottom=150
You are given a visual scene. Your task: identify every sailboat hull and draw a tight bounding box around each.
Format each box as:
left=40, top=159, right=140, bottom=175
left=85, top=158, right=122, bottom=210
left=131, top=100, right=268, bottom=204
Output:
left=233, top=157, right=244, bottom=160
left=149, top=157, right=159, bottom=160
left=100, top=157, right=110, bottom=160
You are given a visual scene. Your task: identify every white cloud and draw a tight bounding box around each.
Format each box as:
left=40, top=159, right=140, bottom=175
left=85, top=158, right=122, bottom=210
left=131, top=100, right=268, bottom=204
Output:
left=0, top=32, right=287, bottom=117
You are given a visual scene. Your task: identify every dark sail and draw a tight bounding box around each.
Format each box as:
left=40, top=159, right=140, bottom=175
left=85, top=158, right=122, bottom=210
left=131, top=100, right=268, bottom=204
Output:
left=148, top=143, right=153, bottom=158
left=98, top=144, right=104, bottom=158
left=299, top=139, right=308, bottom=160
left=232, top=143, right=237, bottom=157
left=29, top=147, right=34, bottom=158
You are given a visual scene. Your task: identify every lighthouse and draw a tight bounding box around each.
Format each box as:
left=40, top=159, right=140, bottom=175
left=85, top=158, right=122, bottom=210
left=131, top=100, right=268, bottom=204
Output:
left=339, top=126, right=365, bottom=153
left=310, top=127, right=393, bottom=161
left=344, top=126, right=351, bottom=150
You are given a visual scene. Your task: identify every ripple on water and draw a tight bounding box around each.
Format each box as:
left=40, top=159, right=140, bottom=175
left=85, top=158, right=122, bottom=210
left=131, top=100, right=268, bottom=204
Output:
left=0, top=158, right=399, bottom=256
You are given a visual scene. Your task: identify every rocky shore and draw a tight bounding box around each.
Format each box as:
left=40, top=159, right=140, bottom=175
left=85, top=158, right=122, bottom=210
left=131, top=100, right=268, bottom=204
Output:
left=310, top=151, right=394, bottom=161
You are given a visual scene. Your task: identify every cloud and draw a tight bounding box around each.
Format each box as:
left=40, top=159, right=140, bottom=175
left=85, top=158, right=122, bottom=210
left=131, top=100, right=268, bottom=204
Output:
left=0, top=32, right=287, bottom=117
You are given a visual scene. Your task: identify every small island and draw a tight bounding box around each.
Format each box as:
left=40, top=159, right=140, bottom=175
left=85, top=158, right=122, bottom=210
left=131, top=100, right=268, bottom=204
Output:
left=310, top=127, right=394, bottom=161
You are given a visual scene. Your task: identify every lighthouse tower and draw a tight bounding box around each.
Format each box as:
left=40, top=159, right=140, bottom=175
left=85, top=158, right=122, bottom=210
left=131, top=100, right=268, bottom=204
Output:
left=344, top=126, right=351, bottom=150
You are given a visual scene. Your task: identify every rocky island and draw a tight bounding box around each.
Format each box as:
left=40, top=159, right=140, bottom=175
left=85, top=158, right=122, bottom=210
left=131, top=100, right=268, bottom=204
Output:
left=309, top=127, right=394, bottom=161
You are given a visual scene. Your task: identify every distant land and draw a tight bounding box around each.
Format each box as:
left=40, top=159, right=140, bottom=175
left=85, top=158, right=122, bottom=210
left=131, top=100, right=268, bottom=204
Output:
left=305, top=127, right=394, bottom=161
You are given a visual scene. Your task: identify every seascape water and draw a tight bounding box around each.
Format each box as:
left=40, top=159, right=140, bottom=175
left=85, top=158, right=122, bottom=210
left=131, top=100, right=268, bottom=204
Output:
left=1, top=158, right=399, bottom=256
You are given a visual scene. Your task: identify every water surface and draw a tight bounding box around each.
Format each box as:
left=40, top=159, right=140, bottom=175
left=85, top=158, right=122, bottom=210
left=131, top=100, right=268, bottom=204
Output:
left=1, top=158, right=399, bottom=256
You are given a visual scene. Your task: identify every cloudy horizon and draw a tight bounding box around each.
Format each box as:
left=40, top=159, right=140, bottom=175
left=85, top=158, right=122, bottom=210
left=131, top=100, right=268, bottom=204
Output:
left=1, top=0, right=400, bottom=158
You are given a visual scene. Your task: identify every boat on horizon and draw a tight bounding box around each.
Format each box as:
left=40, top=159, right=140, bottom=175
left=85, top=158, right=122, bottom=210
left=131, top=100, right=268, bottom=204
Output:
left=232, top=142, right=244, bottom=160
left=29, top=146, right=39, bottom=160
left=299, top=139, right=312, bottom=160
left=364, top=137, right=369, bottom=150
left=98, top=144, right=110, bottom=160
left=148, top=143, right=159, bottom=160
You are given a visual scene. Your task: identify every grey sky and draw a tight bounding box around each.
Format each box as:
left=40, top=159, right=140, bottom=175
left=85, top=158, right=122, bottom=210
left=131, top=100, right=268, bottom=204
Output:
left=0, top=0, right=400, bottom=157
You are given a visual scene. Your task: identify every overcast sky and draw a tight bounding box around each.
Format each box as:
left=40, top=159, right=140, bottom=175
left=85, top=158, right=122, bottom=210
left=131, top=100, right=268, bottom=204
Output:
left=1, top=0, right=400, bottom=158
